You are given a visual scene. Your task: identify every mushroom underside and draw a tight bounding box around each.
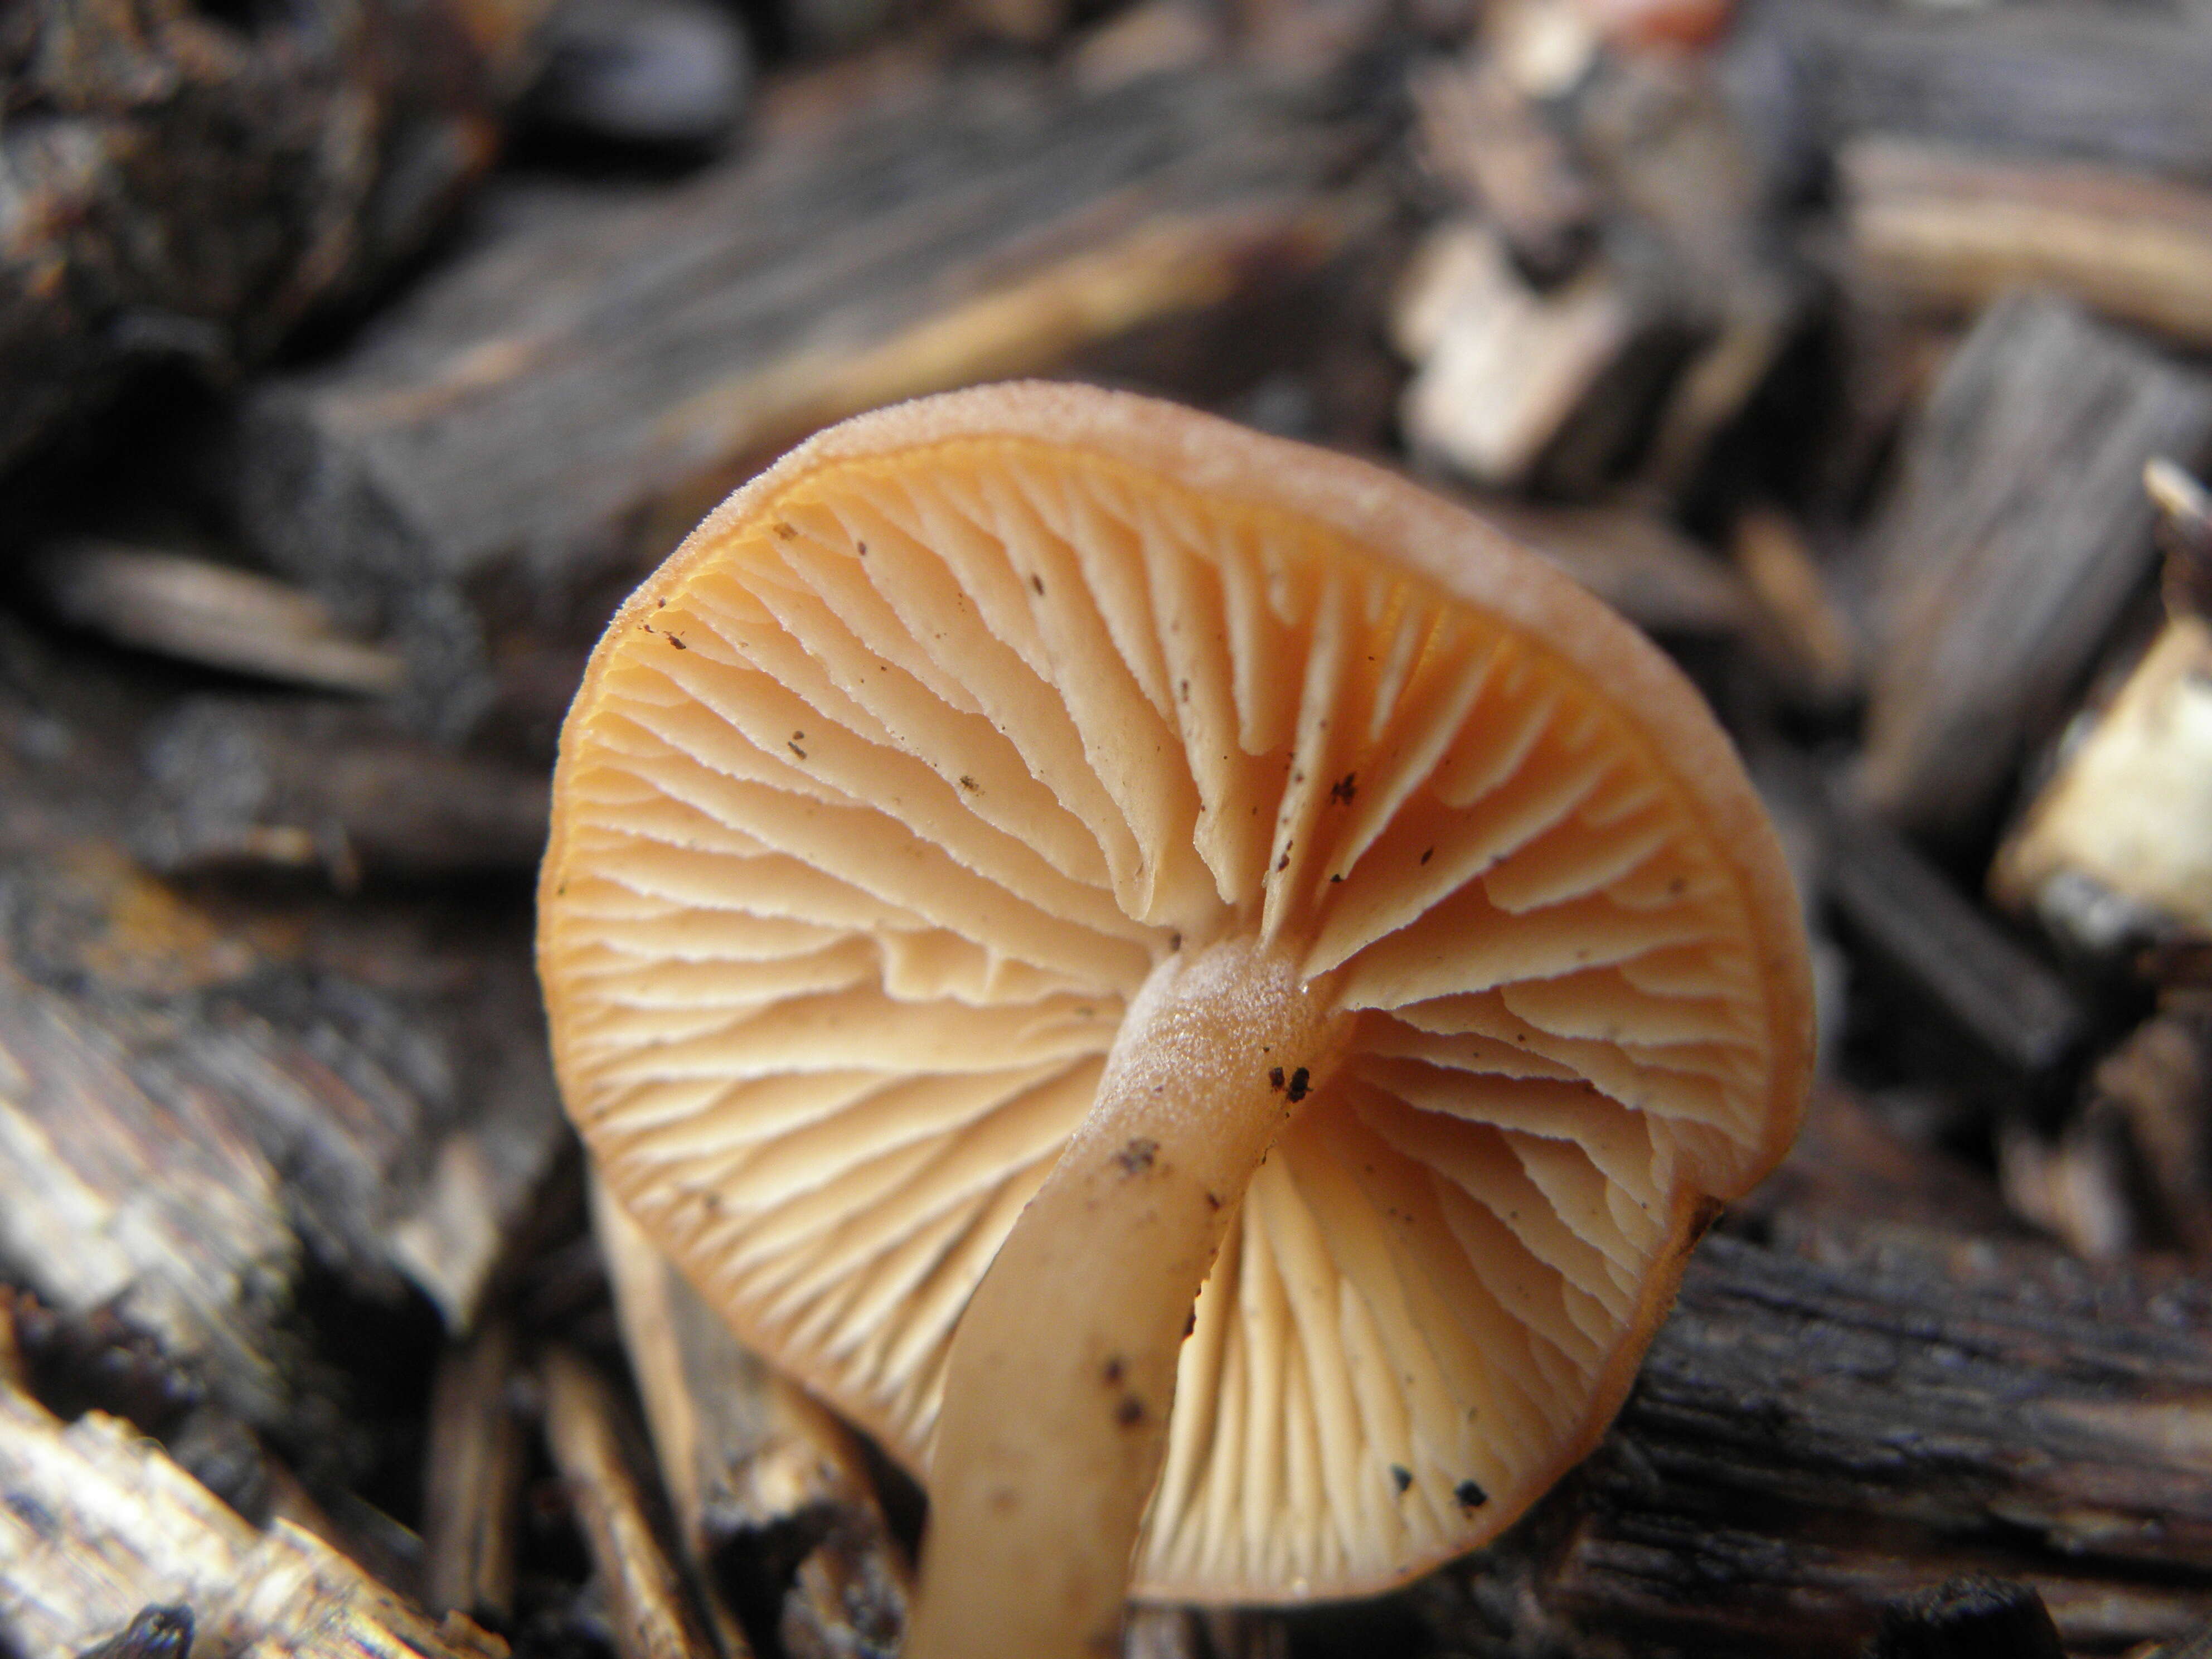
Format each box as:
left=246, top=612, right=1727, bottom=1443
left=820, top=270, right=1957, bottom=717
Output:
left=540, top=423, right=1799, bottom=1603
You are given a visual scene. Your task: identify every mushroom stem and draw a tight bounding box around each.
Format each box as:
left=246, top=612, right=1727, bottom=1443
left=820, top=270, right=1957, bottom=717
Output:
left=908, top=936, right=1354, bottom=1659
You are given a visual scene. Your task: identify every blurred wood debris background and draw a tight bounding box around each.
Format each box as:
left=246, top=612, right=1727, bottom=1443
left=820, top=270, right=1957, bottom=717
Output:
left=4, top=0, right=2212, bottom=1651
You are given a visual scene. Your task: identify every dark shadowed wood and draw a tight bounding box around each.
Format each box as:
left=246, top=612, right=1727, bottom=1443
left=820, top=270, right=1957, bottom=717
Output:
left=422, top=1320, right=528, bottom=1628
left=593, top=1186, right=908, bottom=1659
left=130, top=697, right=549, bottom=887
left=1458, top=494, right=1754, bottom=640
left=0, top=0, right=541, bottom=479
left=1842, top=140, right=2212, bottom=348
left=237, top=64, right=1379, bottom=736
left=540, top=1344, right=724, bottom=1659
left=26, top=543, right=405, bottom=696
left=1862, top=1576, right=2065, bottom=1659
left=1759, top=752, right=2087, bottom=1096
left=1858, top=293, right=2212, bottom=843
left=1731, top=0, right=2212, bottom=192
left=1427, top=1217, right=2212, bottom=1657
left=2152, top=458, right=2212, bottom=619
left=0, top=622, right=566, bottom=1439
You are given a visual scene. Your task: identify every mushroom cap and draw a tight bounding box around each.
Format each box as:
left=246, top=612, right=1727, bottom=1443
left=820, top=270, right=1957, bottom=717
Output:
left=537, top=382, right=1814, bottom=1603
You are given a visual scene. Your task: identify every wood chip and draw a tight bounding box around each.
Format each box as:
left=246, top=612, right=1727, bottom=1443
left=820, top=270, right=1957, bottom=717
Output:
left=0, top=638, right=567, bottom=1418
left=26, top=543, right=405, bottom=697
left=1732, top=0, right=2212, bottom=192
left=1730, top=505, right=1861, bottom=705
left=237, top=64, right=1376, bottom=736
left=1995, top=617, right=2212, bottom=952
left=539, top=1345, right=719, bottom=1659
left=421, top=1321, right=528, bottom=1628
left=592, top=1183, right=907, bottom=1658
left=1859, top=292, right=2212, bottom=842
left=1394, top=221, right=1690, bottom=492
left=1436, top=1218, right=2212, bottom=1656
left=1844, top=138, right=2212, bottom=348
left=0, top=1376, right=505, bottom=1658
left=1815, top=769, right=2087, bottom=1086
left=129, top=697, right=550, bottom=888
left=1464, top=494, right=1753, bottom=638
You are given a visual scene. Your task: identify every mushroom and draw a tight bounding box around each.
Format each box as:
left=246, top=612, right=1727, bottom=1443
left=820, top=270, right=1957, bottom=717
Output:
left=537, top=382, right=1814, bottom=1655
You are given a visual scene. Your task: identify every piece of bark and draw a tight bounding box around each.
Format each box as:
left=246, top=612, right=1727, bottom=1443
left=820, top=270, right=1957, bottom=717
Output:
left=421, top=1321, right=528, bottom=1628
left=237, top=64, right=1377, bottom=738
left=1993, top=617, right=2212, bottom=954
left=1394, top=221, right=1699, bottom=494
left=1729, top=0, right=2212, bottom=197
left=1461, top=494, right=1753, bottom=640
left=25, top=543, right=405, bottom=697
left=1730, top=506, right=1860, bottom=706
left=130, top=696, right=549, bottom=888
left=1070, top=1, right=1226, bottom=98
left=1411, top=52, right=1598, bottom=284
left=2002, top=1005, right=2212, bottom=1262
left=0, top=963, right=305, bottom=1430
left=0, top=858, right=567, bottom=1339
left=0, top=1376, right=505, bottom=1658
left=72, top=1604, right=194, bottom=1659
left=1857, top=292, right=2212, bottom=844
left=2150, top=457, right=2212, bottom=622
left=0, top=625, right=566, bottom=1442
left=1738, top=1082, right=2020, bottom=1244
left=2155, top=1623, right=2212, bottom=1659
left=1569, top=48, right=1802, bottom=502
left=1843, top=140, right=2212, bottom=350
left=518, top=0, right=750, bottom=153
left=539, top=1344, right=719, bottom=1659
left=0, top=0, right=544, bottom=480
left=1119, top=1608, right=1286, bottom=1659
left=0, top=1290, right=26, bottom=1395
left=1810, top=768, right=2087, bottom=1093
left=591, top=1185, right=906, bottom=1659
left=1, top=1284, right=416, bottom=1593
left=1124, top=1607, right=1206, bottom=1659
left=1862, top=1576, right=2065, bottom=1659
left=1425, top=1217, right=2212, bottom=1657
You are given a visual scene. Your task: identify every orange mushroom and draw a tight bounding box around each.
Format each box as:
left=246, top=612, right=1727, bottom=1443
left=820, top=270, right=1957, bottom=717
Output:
left=537, top=382, right=1813, bottom=1656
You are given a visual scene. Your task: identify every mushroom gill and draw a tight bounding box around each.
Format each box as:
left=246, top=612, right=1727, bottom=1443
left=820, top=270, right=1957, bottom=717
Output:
left=538, top=382, right=1812, bottom=1641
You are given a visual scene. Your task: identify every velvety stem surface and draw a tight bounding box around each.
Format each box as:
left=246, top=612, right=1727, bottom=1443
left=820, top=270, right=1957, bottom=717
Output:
left=906, top=937, right=1353, bottom=1659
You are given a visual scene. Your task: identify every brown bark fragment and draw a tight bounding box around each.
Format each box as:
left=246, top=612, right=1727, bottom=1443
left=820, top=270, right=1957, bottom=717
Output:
left=539, top=1344, right=718, bottom=1659
left=1859, top=292, right=2212, bottom=843
left=1430, top=1218, right=2212, bottom=1657
left=421, top=1320, right=527, bottom=1627
left=236, top=64, right=1378, bottom=736
left=0, top=0, right=544, bottom=477
left=0, top=1375, right=506, bottom=1658
left=593, top=1185, right=907, bottom=1659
